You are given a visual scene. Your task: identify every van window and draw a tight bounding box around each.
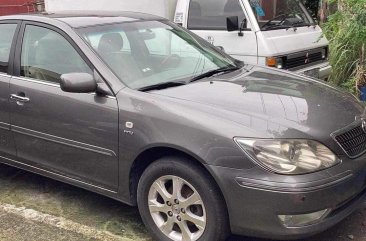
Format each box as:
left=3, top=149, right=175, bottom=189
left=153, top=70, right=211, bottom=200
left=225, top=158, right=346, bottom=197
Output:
left=188, top=0, right=246, bottom=30
left=0, top=24, right=17, bottom=74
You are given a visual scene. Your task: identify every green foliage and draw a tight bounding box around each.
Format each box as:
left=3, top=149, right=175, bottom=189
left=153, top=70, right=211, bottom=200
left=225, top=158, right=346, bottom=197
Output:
left=322, top=0, right=366, bottom=93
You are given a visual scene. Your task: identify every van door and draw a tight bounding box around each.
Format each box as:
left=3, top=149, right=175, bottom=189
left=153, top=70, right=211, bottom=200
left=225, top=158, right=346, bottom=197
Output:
left=184, top=0, right=258, bottom=63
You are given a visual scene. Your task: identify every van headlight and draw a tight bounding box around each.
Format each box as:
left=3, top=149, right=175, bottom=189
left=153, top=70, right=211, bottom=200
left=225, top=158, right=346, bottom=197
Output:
left=265, top=56, right=284, bottom=69
left=234, top=138, right=341, bottom=175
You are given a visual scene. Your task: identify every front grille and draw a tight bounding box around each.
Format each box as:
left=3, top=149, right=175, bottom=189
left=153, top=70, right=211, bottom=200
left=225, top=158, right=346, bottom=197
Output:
left=284, top=47, right=327, bottom=70
left=334, top=125, right=366, bottom=158
left=285, top=52, right=323, bottom=69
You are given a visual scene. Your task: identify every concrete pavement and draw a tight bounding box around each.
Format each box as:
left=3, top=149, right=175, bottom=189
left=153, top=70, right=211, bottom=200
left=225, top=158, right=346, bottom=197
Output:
left=0, top=163, right=364, bottom=241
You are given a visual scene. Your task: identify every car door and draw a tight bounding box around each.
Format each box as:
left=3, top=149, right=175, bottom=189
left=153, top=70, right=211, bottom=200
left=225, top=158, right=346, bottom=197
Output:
left=0, top=21, right=20, bottom=161
left=9, top=22, right=119, bottom=192
left=186, top=0, right=258, bottom=63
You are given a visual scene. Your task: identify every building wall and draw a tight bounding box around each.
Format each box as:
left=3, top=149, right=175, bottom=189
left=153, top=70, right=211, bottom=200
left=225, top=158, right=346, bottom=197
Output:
left=0, top=0, right=36, bottom=16
left=45, top=0, right=178, bottom=19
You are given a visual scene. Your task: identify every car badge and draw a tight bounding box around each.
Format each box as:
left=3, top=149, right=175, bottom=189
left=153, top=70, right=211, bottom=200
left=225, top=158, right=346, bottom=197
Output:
left=126, top=122, right=134, bottom=129
left=362, top=119, right=366, bottom=133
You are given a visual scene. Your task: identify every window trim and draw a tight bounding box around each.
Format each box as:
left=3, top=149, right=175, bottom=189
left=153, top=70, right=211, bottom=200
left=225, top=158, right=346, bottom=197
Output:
left=0, top=20, right=21, bottom=76
left=14, top=21, right=95, bottom=85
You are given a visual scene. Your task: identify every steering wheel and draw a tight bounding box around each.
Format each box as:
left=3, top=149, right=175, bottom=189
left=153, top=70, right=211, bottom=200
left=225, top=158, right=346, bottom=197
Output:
left=261, top=13, right=289, bottom=29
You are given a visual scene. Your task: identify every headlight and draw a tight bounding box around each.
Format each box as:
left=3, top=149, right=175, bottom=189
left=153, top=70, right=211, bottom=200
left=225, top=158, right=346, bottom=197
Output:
left=235, top=138, right=341, bottom=175
left=265, top=56, right=284, bottom=69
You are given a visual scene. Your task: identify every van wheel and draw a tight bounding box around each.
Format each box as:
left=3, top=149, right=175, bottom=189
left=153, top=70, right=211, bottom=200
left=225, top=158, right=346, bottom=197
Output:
left=137, top=156, right=229, bottom=241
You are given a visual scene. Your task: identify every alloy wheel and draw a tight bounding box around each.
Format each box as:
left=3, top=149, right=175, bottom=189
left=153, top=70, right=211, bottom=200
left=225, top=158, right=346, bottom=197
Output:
left=148, top=175, right=207, bottom=241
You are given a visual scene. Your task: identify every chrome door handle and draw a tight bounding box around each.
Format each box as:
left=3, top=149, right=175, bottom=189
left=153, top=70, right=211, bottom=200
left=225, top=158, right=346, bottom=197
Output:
left=10, top=94, right=30, bottom=103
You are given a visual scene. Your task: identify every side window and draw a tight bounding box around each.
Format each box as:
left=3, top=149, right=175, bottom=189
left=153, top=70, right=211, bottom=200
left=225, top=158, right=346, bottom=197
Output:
left=21, top=25, right=92, bottom=84
left=0, top=24, right=17, bottom=74
left=188, top=0, right=246, bottom=30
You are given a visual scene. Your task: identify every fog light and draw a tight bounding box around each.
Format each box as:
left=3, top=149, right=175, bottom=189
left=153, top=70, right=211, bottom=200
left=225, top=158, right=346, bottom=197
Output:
left=278, top=209, right=329, bottom=227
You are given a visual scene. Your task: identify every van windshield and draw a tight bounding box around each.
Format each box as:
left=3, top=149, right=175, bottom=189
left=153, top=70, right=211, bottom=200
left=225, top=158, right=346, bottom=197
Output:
left=249, top=0, right=313, bottom=31
left=77, top=20, right=240, bottom=90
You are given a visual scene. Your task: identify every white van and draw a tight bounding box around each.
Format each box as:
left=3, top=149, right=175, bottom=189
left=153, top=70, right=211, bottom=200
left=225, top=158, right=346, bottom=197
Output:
left=45, top=0, right=332, bottom=79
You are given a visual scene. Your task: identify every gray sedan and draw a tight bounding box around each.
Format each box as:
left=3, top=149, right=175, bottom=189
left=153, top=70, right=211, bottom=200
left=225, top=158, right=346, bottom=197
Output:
left=0, top=11, right=365, bottom=241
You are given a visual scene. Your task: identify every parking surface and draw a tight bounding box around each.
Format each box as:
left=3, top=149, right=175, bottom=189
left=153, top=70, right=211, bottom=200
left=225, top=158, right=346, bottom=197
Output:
left=0, top=163, right=364, bottom=241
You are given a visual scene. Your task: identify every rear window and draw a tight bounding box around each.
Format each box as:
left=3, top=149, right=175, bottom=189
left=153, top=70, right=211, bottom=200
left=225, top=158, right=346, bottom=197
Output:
left=187, top=0, right=246, bottom=30
left=0, top=24, right=17, bottom=74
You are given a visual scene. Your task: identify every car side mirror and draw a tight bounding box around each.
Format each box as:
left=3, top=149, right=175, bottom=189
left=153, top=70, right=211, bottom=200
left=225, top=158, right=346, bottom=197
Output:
left=60, top=73, right=97, bottom=93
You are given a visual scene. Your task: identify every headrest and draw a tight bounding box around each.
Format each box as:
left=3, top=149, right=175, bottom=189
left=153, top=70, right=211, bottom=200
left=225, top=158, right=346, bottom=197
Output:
left=34, top=34, right=70, bottom=67
left=98, top=33, right=124, bottom=54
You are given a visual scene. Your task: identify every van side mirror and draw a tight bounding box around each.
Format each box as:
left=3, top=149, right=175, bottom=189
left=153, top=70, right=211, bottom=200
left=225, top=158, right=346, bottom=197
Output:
left=227, top=16, right=239, bottom=32
left=227, top=16, right=250, bottom=37
left=60, top=73, right=97, bottom=93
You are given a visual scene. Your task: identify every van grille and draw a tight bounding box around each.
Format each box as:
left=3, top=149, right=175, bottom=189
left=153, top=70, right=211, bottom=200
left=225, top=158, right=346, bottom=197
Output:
left=334, top=125, right=366, bottom=158
left=284, top=48, right=326, bottom=70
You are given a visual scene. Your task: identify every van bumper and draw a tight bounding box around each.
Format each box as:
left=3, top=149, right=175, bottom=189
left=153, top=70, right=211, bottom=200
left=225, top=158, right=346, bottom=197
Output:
left=294, top=62, right=332, bottom=80
left=207, top=159, right=366, bottom=240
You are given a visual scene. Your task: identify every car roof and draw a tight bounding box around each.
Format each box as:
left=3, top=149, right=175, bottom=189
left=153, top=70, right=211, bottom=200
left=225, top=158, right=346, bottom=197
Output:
left=0, top=11, right=165, bottom=28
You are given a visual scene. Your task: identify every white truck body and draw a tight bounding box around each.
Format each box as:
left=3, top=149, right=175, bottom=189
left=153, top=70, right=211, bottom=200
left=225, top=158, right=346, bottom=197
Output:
left=45, top=0, right=331, bottom=79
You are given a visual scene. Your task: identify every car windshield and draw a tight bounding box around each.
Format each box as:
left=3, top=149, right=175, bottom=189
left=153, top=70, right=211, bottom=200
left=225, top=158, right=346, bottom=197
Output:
left=248, top=0, right=313, bottom=31
left=77, top=20, right=240, bottom=90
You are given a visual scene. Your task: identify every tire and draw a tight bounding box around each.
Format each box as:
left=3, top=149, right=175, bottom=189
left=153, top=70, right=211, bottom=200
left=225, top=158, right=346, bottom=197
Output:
left=137, top=156, right=229, bottom=241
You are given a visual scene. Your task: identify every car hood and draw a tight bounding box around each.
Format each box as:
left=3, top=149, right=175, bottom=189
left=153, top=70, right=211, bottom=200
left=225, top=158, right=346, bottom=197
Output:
left=150, top=65, right=364, bottom=153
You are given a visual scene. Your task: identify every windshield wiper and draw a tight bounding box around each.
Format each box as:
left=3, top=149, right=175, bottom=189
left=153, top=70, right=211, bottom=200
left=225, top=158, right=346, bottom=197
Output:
left=292, top=22, right=313, bottom=27
left=190, top=66, right=240, bottom=83
left=262, top=24, right=296, bottom=31
left=138, top=81, right=186, bottom=92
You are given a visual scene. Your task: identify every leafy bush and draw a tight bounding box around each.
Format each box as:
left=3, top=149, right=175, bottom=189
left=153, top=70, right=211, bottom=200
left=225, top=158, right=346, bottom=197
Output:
left=321, top=0, right=366, bottom=94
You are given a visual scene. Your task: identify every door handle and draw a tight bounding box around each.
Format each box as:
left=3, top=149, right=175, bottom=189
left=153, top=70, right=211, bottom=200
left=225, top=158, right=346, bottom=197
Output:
left=10, top=94, right=30, bottom=103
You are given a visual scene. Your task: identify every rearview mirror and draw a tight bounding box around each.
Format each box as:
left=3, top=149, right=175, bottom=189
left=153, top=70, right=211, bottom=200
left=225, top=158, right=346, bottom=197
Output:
left=139, top=29, right=156, bottom=40
left=60, top=73, right=97, bottom=93
left=227, top=16, right=239, bottom=32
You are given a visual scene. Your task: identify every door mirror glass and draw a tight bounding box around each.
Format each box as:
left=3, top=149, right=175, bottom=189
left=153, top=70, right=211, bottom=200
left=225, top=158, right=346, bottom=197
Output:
left=226, top=16, right=239, bottom=32
left=60, top=73, right=97, bottom=93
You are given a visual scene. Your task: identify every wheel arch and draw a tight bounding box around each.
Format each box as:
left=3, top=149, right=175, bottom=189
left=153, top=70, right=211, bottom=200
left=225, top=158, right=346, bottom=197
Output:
left=128, top=145, right=227, bottom=209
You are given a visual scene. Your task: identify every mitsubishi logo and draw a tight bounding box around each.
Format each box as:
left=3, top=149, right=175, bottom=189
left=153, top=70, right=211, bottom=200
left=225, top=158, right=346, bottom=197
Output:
left=305, top=52, right=310, bottom=64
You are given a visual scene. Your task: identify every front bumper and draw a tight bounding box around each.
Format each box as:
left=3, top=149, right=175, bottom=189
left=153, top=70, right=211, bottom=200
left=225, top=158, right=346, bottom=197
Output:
left=208, top=155, right=366, bottom=240
left=294, top=62, right=332, bottom=80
